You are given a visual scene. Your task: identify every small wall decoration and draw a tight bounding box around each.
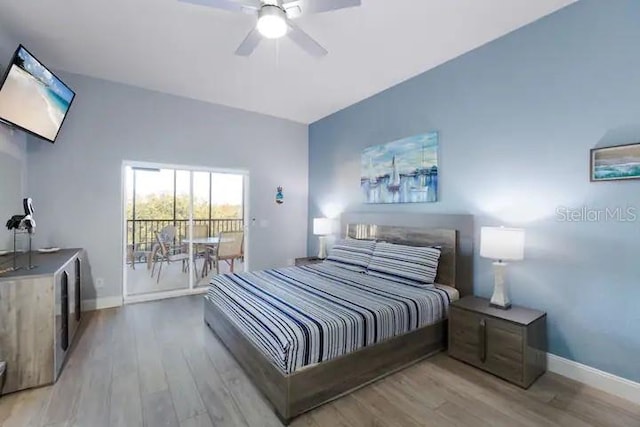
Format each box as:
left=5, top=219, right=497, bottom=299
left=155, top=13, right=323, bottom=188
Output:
left=275, top=186, right=284, bottom=204
left=591, top=142, right=640, bottom=181
left=361, top=131, right=439, bottom=204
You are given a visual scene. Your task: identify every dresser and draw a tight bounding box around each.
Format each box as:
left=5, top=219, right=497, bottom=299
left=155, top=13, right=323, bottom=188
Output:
left=448, top=296, right=547, bottom=388
left=0, top=249, right=85, bottom=394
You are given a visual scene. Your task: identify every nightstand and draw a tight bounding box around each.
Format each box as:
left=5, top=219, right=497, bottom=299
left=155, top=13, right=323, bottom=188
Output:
left=448, top=296, right=547, bottom=388
left=0, top=361, right=6, bottom=396
left=295, top=257, right=323, bottom=266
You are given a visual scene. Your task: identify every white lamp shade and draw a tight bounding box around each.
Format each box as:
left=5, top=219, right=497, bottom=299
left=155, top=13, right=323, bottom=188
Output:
left=313, top=218, right=333, bottom=236
left=480, top=227, right=525, bottom=261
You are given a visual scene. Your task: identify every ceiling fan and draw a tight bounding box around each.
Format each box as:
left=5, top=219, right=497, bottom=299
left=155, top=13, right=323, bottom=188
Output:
left=179, top=0, right=362, bottom=57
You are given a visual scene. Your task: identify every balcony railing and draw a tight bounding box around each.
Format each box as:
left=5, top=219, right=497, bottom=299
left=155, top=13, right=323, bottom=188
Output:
left=126, top=218, right=244, bottom=252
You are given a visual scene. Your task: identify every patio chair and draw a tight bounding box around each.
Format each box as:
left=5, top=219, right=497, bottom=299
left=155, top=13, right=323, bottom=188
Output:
left=192, top=223, right=209, bottom=258
left=150, top=225, right=180, bottom=274
left=151, top=227, right=190, bottom=283
left=207, top=231, right=244, bottom=275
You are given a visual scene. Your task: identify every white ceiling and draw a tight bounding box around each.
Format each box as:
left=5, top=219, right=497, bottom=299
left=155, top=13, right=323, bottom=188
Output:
left=0, top=0, right=574, bottom=124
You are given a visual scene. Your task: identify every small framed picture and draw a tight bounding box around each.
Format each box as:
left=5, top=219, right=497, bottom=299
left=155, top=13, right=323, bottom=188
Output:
left=591, top=142, right=640, bottom=182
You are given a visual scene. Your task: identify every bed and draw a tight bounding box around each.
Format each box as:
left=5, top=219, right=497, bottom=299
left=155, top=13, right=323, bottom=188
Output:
left=204, top=218, right=473, bottom=423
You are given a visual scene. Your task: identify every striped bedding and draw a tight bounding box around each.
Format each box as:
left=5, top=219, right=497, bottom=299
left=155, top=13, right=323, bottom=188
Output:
left=205, top=263, right=453, bottom=374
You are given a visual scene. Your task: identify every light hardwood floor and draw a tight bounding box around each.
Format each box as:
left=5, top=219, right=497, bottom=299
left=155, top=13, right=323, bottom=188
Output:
left=126, top=259, right=241, bottom=296
left=1, top=295, right=639, bottom=427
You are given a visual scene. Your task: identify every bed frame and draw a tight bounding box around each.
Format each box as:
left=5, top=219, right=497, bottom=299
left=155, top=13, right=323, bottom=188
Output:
left=204, top=216, right=473, bottom=424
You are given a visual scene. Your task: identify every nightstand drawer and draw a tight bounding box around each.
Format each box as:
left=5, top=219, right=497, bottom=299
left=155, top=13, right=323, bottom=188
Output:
left=485, top=350, right=523, bottom=384
left=449, top=307, right=483, bottom=365
left=486, top=318, right=523, bottom=359
left=486, top=319, right=524, bottom=383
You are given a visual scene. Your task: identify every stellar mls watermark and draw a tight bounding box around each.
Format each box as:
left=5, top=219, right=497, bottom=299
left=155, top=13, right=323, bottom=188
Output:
left=556, top=206, right=637, bottom=222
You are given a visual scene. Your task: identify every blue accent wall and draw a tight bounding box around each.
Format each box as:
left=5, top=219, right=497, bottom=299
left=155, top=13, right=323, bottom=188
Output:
left=308, top=0, right=640, bottom=382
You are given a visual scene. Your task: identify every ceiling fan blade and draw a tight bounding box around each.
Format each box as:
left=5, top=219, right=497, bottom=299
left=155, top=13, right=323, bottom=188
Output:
left=287, top=21, right=328, bottom=57
left=284, top=0, right=361, bottom=15
left=235, top=28, right=262, bottom=56
left=179, top=0, right=261, bottom=13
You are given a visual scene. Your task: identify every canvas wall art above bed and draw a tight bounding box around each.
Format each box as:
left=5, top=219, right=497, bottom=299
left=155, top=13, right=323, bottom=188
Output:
left=361, top=131, right=439, bottom=204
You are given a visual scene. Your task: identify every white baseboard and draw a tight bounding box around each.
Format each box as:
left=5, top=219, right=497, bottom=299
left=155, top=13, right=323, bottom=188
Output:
left=547, top=353, right=640, bottom=405
left=82, top=296, right=123, bottom=311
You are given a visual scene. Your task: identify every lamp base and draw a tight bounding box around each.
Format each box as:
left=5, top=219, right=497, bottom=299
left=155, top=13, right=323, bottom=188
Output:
left=490, top=302, right=512, bottom=310
left=490, top=261, right=511, bottom=310
left=317, top=236, right=328, bottom=259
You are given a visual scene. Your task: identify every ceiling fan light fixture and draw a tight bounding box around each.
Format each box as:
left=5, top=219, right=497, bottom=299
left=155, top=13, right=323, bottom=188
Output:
left=256, top=5, right=288, bottom=39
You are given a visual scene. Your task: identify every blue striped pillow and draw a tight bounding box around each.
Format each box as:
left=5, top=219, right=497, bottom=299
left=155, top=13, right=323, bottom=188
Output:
left=325, top=239, right=375, bottom=271
left=367, top=242, right=441, bottom=285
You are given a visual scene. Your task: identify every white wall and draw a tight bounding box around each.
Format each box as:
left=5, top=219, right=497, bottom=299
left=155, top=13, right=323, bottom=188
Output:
left=0, top=126, right=27, bottom=251
left=0, top=28, right=28, bottom=252
left=26, top=72, right=308, bottom=303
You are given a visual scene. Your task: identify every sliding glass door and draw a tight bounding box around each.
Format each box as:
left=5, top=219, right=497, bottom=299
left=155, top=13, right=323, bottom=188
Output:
left=195, top=172, right=245, bottom=287
left=123, top=162, right=247, bottom=301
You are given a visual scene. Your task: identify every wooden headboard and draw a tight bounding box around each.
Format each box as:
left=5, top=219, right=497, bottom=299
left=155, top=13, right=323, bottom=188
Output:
left=342, top=213, right=474, bottom=294
left=346, top=224, right=457, bottom=288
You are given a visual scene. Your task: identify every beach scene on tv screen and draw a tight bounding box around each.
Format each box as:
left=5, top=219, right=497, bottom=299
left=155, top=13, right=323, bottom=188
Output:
left=0, top=47, right=74, bottom=141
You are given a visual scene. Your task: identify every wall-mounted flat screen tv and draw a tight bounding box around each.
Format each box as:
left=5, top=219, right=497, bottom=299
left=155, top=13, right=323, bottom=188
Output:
left=0, top=45, right=75, bottom=143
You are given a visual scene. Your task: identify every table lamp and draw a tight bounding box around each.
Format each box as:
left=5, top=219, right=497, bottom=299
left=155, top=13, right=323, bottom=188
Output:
left=480, top=226, right=525, bottom=310
left=313, top=218, right=333, bottom=259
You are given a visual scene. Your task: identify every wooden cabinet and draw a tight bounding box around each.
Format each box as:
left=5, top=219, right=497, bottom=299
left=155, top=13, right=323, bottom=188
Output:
left=0, top=249, right=85, bottom=394
left=448, top=296, right=547, bottom=388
